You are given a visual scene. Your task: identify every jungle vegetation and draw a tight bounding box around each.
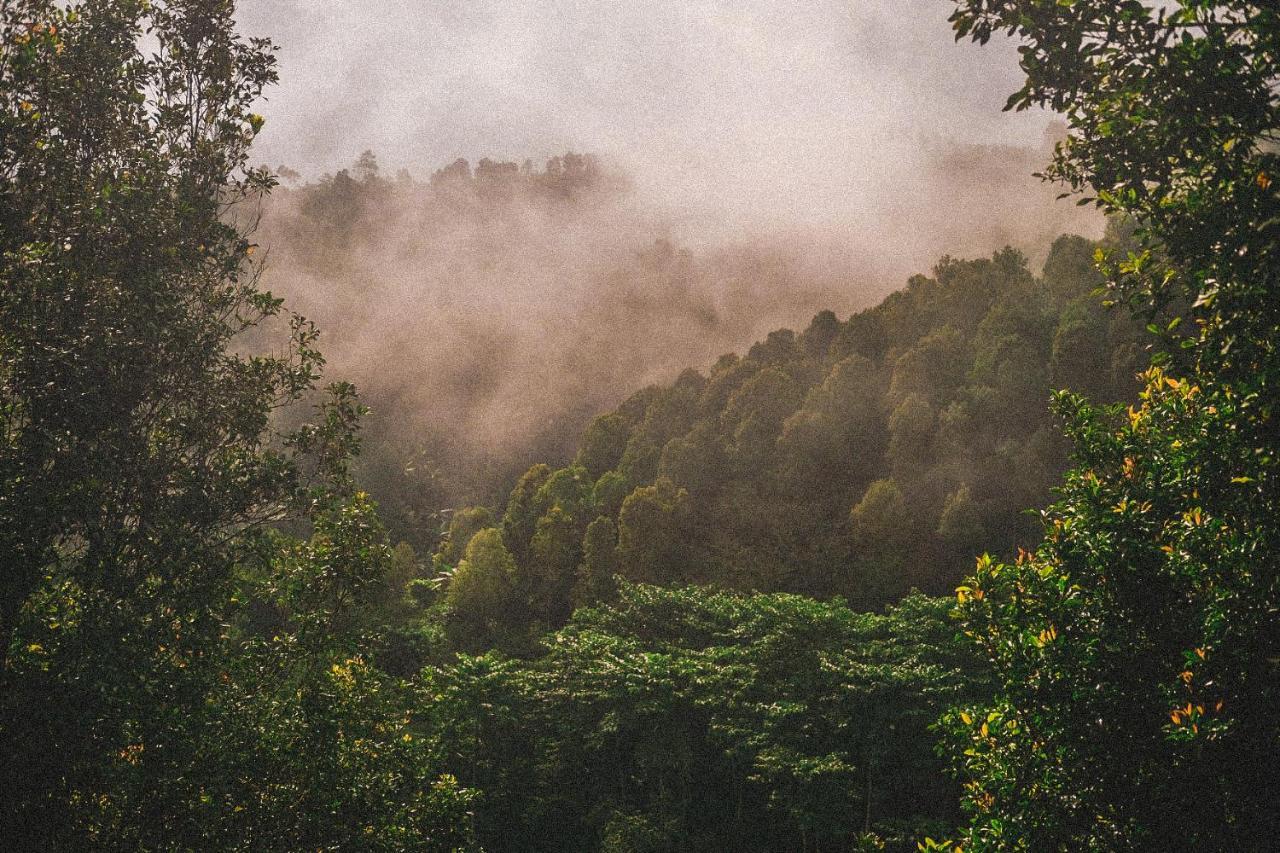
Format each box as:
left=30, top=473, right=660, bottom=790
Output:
left=2, top=1, right=1277, bottom=850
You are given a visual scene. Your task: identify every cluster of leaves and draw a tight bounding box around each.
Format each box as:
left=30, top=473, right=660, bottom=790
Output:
left=942, top=0, right=1280, bottom=848
left=418, top=229, right=1151, bottom=652
left=421, top=583, right=982, bottom=852
left=945, top=372, right=1277, bottom=849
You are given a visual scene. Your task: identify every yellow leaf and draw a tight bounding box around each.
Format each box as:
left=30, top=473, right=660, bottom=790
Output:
left=960, top=712, right=973, bottom=725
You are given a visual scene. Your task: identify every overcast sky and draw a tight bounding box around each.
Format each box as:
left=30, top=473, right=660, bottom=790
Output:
left=238, top=0, right=1051, bottom=232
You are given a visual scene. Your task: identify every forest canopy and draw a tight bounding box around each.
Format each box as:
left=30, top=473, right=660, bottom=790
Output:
left=252, top=134, right=1101, bottom=551
left=409, top=227, right=1148, bottom=659
left=3, top=0, right=1277, bottom=851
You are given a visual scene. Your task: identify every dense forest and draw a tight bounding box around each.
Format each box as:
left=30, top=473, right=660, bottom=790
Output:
left=412, top=227, right=1148, bottom=649
left=253, top=135, right=1101, bottom=551
left=3, top=1, right=1278, bottom=851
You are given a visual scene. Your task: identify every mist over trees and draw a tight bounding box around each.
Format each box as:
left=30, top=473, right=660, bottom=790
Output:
left=254, top=136, right=1100, bottom=553
left=412, top=227, right=1149, bottom=656
left=4, top=0, right=1277, bottom=851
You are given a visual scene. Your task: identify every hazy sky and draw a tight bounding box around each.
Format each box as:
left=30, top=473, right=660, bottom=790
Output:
left=238, top=0, right=1052, bottom=233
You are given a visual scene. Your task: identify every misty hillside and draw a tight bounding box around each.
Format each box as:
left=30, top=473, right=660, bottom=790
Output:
left=257, top=142, right=1099, bottom=549
left=404, top=222, right=1151, bottom=658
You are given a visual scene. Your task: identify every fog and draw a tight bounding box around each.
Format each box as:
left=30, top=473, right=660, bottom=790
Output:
left=240, top=0, right=1062, bottom=238
left=237, top=0, right=1103, bottom=534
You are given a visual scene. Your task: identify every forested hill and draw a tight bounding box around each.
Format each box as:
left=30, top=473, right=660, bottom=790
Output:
left=255, top=143, right=1101, bottom=553
left=425, top=222, right=1151, bottom=652
left=256, top=151, right=870, bottom=545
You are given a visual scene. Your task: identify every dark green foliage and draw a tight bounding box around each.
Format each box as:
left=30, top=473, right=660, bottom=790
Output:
left=573, top=516, right=621, bottom=607
left=577, top=413, right=632, bottom=480
left=615, top=478, right=692, bottom=585
left=501, top=462, right=553, bottom=564
left=0, top=2, right=476, bottom=846
left=433, top=506, right=496, bottom=573
left=0, top=0, right=290, bottom=673
left=423, top=583, right=982, bottom=852
left=947, top=379, right=1280, bottom=850
left=944, top=1, right=1280, bottom=848
left=164, top=494, right=475, bottom=851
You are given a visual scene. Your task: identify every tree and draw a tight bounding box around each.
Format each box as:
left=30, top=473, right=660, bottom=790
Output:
left=1, top=0, right=298, bottom=836
left=848, top=479, right=914, bottom=605
left=355, top=148, right=381, bottom=182
left=526, top=504, right=583, bottom=624
left=616, top=478, right=690, bottom=584
left=154, top=491, right=476, bottom=850
left=444, top=527, right=523, bottom=652
left=576, top=412, right=631, bottom=480
left=502, top=463, right=552, bottom=564
left=935, top=483, right=986, bottom=564
left=572, top=515, right=621, bottom=607
left=1, top=0, right=288, bottom=667
left=945, top=1, right=1280, bottom=847
left=777, top=353, right=885, bottom=494
left=432, top=505, right=496, bottom=574
left=1041, top=234, right=1103, bottom=305
left=0, top=2, right=476, bottom=845
left=886, top=394, right=937, bottom=477
left=950, top=0, right=1278, bottom=390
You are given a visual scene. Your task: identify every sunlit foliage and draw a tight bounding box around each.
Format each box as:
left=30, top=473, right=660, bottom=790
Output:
left=944, top=1, right=1280, bottom=847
